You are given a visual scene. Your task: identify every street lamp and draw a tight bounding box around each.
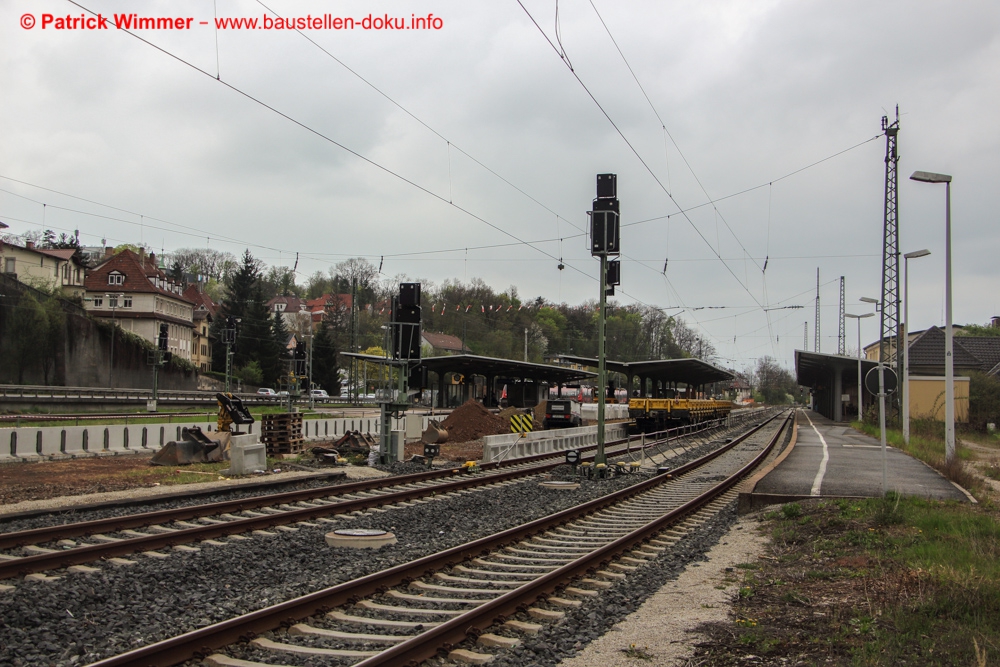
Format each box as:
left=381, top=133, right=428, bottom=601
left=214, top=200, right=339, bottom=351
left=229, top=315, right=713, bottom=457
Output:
left=106, top=292, right=124, bottom=387
left=845, top=312, right=875, bottom=422
left=902, top=249, right=931, bottom=445
left=910, top=170, right=954, bottom=463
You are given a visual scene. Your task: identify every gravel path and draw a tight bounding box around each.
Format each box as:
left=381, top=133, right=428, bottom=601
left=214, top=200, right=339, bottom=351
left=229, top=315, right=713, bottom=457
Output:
left=556, top=514, right=767, bottom=667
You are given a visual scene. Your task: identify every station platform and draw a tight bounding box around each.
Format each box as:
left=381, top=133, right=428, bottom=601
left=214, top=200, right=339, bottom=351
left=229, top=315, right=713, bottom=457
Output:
left=739, top=410, right=972, bottom=512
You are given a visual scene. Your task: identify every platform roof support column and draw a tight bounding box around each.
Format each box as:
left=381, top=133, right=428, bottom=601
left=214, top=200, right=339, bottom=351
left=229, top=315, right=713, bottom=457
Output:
left=437, top=372, right=447, bottom=409
left=833, top=368, right=843, bottom=422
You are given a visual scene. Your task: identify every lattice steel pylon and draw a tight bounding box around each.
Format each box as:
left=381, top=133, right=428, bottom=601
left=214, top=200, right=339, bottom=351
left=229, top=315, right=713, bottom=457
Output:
left=814, top=268, right=821, bottom=353
left=839, top=276, right=846, bottom=355
left=880, top=109, right=901, bottom=417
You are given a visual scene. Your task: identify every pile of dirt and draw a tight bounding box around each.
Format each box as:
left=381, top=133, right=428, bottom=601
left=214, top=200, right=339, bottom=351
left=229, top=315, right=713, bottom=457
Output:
left=497, top=406, right=519, bottom=420
left=441, top=400, right=507, bottom=443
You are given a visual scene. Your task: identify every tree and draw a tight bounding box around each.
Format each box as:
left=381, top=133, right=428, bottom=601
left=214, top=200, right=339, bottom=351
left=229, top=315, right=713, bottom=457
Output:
left=958, top=324, right=1000, bottom=338
left=39, top=229, right=80, bottom=249
left=171, top=248, right=238, bottom=282
left=755, top=356, right=797, bottom=404
left=312, top=319, right=340, bottom=394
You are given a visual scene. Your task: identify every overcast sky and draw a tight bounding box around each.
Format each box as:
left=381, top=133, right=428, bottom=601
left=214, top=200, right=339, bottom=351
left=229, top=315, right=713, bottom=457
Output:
left=2, top=0, right=998, bottom=373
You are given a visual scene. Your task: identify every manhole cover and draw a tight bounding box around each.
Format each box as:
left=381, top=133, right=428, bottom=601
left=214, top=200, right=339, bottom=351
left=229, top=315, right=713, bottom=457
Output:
left=539, top=480, right=580, bottom=490
left=326, top=528, right=397, bottom=549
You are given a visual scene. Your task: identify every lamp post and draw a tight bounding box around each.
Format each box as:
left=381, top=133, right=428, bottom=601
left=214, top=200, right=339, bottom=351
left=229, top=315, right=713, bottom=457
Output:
left=845, top=313, right=874, bottom=422
left=106, top=292, right=123, bottom=387
left=910, top=170, right=954, bottom=463
left=902, top=249, right=931, bottom=445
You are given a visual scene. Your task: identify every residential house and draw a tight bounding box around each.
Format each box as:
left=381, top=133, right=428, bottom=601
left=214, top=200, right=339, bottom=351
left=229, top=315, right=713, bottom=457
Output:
left=0, top=240, right=87, bottom=297
left=184, top=285, right=218, bottom=371
left=84, top=248, right=196, bottom=361
left=267, top=295, right=312, bottom=336
left=421, top=331, right=470, bottom=356
left=305, top=293, right=352, bottom=331
left=875, top=326, right=1000, bottom=422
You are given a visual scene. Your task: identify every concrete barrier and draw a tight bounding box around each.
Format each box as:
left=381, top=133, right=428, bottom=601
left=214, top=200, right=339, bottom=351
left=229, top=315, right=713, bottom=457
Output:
left=482, top=423, right=629, bottom=463
left=579, top=404, right=629, bottom=420
left=0, top=414, right=433, bottom=462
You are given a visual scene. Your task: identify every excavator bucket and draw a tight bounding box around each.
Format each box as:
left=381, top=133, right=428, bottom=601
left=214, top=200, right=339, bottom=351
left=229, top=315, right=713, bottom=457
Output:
left=150, top=427, right=232, bottom=466
left=421, top=419, right=449, bottom=444
left=216, top=393, right=254, bottom=425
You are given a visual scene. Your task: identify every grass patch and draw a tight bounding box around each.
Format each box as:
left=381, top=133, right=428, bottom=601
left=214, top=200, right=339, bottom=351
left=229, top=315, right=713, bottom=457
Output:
left=689, top=497, right=1000, bottom=666
left=114, top=456, right=286, bottom=485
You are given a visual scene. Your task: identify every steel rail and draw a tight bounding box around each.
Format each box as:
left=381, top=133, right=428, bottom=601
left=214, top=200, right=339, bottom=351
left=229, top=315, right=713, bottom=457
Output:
left=356, top=411, right=793, bottom=667
left=0, top=410, right=747, bottom=550
left=82, top=413, right=784, bottom=667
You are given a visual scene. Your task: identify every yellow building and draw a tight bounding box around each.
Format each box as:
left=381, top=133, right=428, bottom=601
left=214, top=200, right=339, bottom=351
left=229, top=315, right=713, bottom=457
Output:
left=907, top=376, right=970, bottom=422
left=0, top=240, right=87, bottom=297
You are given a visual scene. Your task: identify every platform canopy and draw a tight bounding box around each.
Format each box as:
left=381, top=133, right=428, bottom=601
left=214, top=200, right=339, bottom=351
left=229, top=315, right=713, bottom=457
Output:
left=795, top=349, right=879, bottom=422
left=557, top=355, right=734, bottom=386
left=795, top=350, right=877, bottom=388
left=342, top=352, right=595, bottom=384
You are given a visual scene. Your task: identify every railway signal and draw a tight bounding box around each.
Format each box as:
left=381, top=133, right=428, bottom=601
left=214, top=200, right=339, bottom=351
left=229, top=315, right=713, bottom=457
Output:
left=590, top=173, right=620, bottom=467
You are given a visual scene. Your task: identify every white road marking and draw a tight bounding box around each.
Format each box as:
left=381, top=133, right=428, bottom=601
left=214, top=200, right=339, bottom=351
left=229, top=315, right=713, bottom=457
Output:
left=803, top=411, right=829, bottom=496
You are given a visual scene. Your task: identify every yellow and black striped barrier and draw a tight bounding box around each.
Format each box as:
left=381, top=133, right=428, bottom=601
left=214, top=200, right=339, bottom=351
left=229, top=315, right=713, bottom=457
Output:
left=510, top=412, right=534, bottom=433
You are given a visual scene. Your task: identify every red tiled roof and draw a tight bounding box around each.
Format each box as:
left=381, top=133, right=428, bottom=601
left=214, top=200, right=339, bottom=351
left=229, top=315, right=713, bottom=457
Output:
left=268, top=295, right=305, bottom=312
left=184, top=284, right=219, bottom=316
left=421, top=331, right=468, bottom=352
left=305, top=293, right=352, bottom=312
left=34, top=247, right=82, bottom=263
left=85, top=249, right=194, bottom=303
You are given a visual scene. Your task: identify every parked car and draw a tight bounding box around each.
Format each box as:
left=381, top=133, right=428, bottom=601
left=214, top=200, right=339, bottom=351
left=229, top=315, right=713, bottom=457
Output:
left=309, top=389, right=330, bottom=402
left=257, top=388, right=277, bottom=396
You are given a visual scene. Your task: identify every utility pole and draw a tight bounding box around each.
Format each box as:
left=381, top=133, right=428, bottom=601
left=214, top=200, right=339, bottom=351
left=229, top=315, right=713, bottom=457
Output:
left=590, top=173, right=620, bottom=469
left=350, top=277, right=358, bottom=404
left=838, top=276, right=846, bottom=355
left=307, top=333, right=315, bottom=410
left=814, top=269, right=820, bottom=353
left=524, top=328, right=528, bottom=362
left=804, top=322, right=808, bottom=352
left=880, top=108, right=901, bottom=419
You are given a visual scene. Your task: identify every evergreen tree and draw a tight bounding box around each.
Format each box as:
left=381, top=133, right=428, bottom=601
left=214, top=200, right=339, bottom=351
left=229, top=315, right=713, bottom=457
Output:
left=312, top=318, right=340, bottom=394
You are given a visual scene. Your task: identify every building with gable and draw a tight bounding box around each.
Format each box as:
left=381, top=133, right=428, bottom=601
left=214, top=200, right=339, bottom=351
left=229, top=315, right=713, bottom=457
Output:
left=184, top=284, right=218, bottom=371
left=0, top=240, right=87, bottom=297
left=84, top=248, right=196, bottom=361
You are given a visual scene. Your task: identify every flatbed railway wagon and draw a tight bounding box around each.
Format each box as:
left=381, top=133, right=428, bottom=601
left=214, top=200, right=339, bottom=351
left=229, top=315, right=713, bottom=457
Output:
left=628, top=397, right=733, bottom=433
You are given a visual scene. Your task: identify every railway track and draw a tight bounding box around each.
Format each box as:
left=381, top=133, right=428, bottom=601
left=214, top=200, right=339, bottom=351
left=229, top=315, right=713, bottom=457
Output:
left=82, top=411, right=791, bottom=667
left=0, top=413, right=767, bottom=582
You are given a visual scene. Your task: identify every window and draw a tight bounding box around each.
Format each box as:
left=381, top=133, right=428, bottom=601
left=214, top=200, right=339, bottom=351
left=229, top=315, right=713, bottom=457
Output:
left=201, top=344, right=207, bottom=356
left=122, top=296, right=132, bottom=308
left=108, top=272, right=124, bottom=286
left=108, top=296, right=118, bottom=309
left=3, top=258, right=14, bottom=274
left=93, top=297, right=103, bottom=308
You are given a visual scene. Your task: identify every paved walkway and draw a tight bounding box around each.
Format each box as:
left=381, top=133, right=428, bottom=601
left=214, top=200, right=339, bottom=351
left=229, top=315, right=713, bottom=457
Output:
left=753, top=410, right=969, bottom=501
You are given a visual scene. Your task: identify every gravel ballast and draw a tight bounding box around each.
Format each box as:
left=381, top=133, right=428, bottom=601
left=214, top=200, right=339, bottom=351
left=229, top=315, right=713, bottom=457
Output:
left=0, top=422, right=765, bottom=666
